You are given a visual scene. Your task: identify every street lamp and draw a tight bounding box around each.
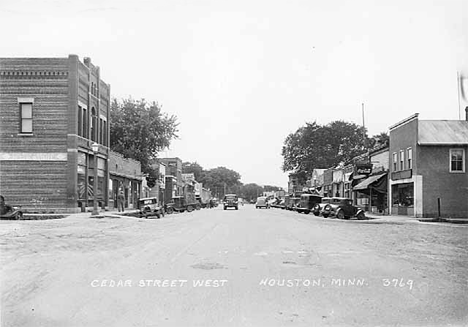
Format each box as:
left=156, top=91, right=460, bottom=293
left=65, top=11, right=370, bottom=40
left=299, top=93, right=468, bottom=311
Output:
left=91, top=142, right=99, bottom=216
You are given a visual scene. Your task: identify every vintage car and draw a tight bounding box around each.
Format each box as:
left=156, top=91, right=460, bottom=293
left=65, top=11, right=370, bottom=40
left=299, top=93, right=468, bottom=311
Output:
left=165, top=196, right=197, bottom=214
left=313, top=197, right=366, bottom=220
left=255, top=196, right=269, bottom=209
left=296, top=194, right=322, bottom=214
left=138, top=197, right=164, bottom=218
left=223, top=194, right=239, bottom=210
left=312, top=197, right=333, bottom=217
left=0, top=195, right=23, bottom=220
left=286, top=197, right=300, bottom=211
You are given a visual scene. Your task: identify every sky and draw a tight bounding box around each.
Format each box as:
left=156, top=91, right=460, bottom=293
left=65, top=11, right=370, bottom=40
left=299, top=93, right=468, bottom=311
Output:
left=1, top=0, right=467, bottom=188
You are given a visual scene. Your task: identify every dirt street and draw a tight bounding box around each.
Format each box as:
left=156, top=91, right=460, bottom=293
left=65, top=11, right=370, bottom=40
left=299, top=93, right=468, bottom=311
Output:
left=1, top=205, right=467, bottom=326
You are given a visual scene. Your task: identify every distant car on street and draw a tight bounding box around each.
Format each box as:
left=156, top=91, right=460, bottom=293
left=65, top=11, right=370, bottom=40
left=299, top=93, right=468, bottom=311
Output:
left=255, top=196, right=269, bottom=209
left=223, top=194, right=239, bottom=210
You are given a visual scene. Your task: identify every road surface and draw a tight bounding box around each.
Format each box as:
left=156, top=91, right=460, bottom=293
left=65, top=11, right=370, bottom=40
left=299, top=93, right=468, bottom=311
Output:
left=1, top=205, right=467, bottom=326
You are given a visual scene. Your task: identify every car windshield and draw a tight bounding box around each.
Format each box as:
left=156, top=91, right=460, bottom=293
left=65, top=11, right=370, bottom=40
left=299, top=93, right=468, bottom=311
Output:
left=225, top=195, right=237, bottom=200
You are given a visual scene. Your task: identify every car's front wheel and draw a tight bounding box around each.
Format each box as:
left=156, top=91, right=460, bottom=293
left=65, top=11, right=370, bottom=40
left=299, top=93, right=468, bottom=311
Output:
left=357, top=212, right=366, bottom=220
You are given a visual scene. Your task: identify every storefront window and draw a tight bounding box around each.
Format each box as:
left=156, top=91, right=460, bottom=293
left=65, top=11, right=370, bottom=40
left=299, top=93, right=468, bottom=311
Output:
left=77, top=173, right=86, bottom=200
left=392, top=183, right=413, bottom=207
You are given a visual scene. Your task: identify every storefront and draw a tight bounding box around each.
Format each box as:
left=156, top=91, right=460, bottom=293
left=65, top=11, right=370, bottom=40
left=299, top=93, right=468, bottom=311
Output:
left=353, top=172, right=388, bottom=214
left=391, top=182, right=414, bottom=216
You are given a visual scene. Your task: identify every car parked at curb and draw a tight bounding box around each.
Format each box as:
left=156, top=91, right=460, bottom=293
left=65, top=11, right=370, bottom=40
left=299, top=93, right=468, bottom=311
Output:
left=138, top=197, right=164, bottom=218
left=0, top=195, right=23, bottom=220
left=286, top=197, right=300, bottom=211
left=313, top=197, right=366, bottom=220
left=296, top=194, right=322, bottom=214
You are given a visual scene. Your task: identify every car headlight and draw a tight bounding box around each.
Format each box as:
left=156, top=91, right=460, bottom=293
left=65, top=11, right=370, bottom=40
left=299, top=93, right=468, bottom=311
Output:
left=324, top=205, right=331, bottom=211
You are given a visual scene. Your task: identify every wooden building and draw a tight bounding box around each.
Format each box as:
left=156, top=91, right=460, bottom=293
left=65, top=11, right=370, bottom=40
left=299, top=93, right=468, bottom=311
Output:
left=0, top=55, right=110, bottom=212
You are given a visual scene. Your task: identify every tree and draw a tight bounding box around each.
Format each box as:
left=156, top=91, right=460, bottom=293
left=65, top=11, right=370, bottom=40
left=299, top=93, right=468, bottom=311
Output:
left=182, top=162, right=205, bottom=181
left=239, top=183, right=264, bottom=202
left=282, top=120, right=369, bottom=182
left=110, top=98, right=178, bottom=179
left=202, top=167, right=242, bottom=197
left=369, top=132, right=389, bottom=149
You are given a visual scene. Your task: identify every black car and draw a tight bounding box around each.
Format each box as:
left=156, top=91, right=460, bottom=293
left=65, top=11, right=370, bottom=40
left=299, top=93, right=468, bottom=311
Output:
left=314, top=197, right=366, bottom=220
left=296, top=194, right=322, bottom=214
left=223, top=194, right=239, bottom=210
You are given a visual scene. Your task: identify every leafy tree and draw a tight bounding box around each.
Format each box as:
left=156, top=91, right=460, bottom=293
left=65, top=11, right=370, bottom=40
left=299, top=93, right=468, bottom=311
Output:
left=202, top=167, right=242, bottom=198
left=239, top=183, right=264, bottom=202
left=182, top=162, right=205, bottom=181
left=369, top=132, right=389, bottom=149
left=282, top=120, right=369, bottom=182
left=110, top=98, right=178, bottom=180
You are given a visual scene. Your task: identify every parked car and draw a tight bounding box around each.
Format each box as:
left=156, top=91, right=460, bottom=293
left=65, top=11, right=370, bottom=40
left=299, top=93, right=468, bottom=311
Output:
left=312, top=197, right=333, bottom=217
left=166, top=196, right=196, bottom=214
left=223, top=194, right=239, bottom=210
left=0, top=195, right=23, bottom=220
left=138, top=197, right=164, bottom=218
left=255, top=196, right=269, bottom=209
left=296, top=194, right=322, bottom=214
left=314, top=197, right=366, bottom=220
left=286, top=197, right=300, bottom=211
left=277, top=199, right=286, bottom=209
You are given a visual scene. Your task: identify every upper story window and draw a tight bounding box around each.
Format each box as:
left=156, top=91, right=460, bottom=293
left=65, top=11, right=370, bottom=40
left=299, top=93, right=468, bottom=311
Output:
left=20, top=103, right=33, bottom=133
left=407, top=148, right=413, bottom=170
left=91, top=108, right=97, bottom=142
left=450, top=149, right=465, bottom=173
left=399, top=150, right=405, bottom=170
left=392, top=152, right=397, bottom=171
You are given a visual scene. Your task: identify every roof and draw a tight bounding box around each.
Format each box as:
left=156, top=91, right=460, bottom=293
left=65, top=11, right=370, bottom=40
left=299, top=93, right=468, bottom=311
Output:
left=418, top=120, right=468, bottom=145
left=354, top=174, right=386, bottom=191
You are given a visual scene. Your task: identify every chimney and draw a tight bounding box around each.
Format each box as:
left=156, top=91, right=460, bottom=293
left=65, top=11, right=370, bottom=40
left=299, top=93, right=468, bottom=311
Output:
left=83, top=57, right=91, bottom=67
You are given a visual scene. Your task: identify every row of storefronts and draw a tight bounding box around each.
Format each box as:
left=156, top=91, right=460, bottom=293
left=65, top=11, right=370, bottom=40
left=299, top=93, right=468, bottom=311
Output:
left=289, top=112, right=468, bottom=218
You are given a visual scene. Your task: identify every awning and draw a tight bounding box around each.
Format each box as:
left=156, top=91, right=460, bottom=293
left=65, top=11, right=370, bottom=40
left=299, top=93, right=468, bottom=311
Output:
left=353, top=173, right=387, bottom=192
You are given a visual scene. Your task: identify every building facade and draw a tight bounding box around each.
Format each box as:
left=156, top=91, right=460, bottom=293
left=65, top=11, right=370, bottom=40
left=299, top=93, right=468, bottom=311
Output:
left=160, top=157, right=183, bottom=195
left=109, top=151, right=142, bottom=210
left=389, top=113, right=468, bottom=218
left=0, top=55, right=110, bottom=212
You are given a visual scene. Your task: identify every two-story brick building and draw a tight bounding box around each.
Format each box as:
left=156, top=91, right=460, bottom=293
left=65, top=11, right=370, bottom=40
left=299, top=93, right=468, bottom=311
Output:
left=0, top=55, right=110, bottom=212
left=389, top=113, right=468, bottom=218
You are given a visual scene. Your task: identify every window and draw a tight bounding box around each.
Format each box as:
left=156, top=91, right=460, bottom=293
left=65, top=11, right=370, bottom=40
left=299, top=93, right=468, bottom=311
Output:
left=407, top=148, right=412, bottom=169
left=450, top=149, right=465, bottom=172
left=78, top=106, right=83, bottom=136
left=91, top=108, right=97, bottom=141
left=399, top=150, right=405, bottom=170
left=82, top=108, right=88, bottom=138
left=20, top=103, right=33, bottom=133
left=392, top=152, right=397, bottom=171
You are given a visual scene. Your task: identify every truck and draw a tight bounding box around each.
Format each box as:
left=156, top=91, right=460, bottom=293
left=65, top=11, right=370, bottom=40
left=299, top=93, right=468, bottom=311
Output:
left=165, top=182, right=200, bottom=214
left=196, top=187, right=212, bottom=208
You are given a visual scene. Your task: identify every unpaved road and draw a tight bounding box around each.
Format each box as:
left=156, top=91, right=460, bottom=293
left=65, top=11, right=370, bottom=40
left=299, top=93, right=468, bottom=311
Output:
left=1, top=205, right=467, bottom=326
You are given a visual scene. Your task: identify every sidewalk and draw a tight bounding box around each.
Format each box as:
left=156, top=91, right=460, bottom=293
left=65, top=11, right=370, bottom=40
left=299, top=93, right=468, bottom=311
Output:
left=365, top=213, right=468, bottom=225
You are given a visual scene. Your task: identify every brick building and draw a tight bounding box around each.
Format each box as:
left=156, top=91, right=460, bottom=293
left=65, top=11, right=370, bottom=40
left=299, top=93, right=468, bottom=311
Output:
left=0, top=55, right=110, bottom=212
left=389, top=113, right=468, bottom=218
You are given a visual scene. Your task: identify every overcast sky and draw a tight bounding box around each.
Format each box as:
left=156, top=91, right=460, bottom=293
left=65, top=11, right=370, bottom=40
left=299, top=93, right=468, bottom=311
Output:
left=1, top=0, right=467, bottom=188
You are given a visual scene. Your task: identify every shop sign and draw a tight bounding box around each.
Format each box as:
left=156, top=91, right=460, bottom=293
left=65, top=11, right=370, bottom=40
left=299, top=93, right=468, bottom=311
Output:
left=355, top=163, right=373, bottom=175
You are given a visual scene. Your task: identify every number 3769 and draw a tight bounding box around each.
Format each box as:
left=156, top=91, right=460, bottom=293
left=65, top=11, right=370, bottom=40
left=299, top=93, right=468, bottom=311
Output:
left=382, top=278, right=413, bottom=290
